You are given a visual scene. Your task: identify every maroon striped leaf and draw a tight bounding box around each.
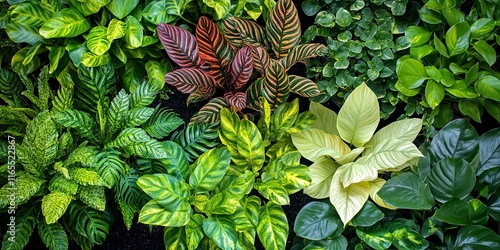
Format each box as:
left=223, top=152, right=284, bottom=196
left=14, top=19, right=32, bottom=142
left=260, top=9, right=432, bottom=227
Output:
left=252, top=47, right=270, bottom=75
left=190, top=97, right=229, bottom=124
left=224, top=92, right=247, bottom=111
left=230, top=46, right=254, bottom=91
left=278, top=44, right=327, bottom=70
left=164, top=68, right=216, bottom=94
left=288, top=75, right=321, bottom=97
left=221, top=17, right=270, bottom=49
left=246, top=78, right=264, bottom=111
left=266, top=0, right=301, bottom=58
left=157, top=23, right=201, bottom=68
left=187, top=86, right=216, bottom=105
left=262, top=61, right=289, bottom=109
left=196, top=16, right=235, bottom=86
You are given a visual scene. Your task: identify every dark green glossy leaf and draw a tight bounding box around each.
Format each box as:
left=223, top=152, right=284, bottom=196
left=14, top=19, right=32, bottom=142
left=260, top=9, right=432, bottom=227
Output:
left=429, top=119, right=478, bottom=163
left=451, top=225, right=500, bottom=249
left=294, top=201, right=342, bottom=241
left=428, top=158, right=475, bottom=203
left=352, top=201, right=384, bottom=227
left=477, top=128, right=500, bottom=176
left=378, top=173, right=434, bottom=210
left=105, top=0, right=139, bottom=19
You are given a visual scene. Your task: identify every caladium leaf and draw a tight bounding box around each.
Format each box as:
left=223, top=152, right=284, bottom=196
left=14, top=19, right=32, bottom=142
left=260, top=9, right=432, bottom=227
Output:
left=265, top=0, right=301, bottom=58
left=262, top=61, right=289, bottom=109
left=222, top=17, right=270, bottom=49
left=288, top=75, right=321, bottom=97
left=230, top=46, right=253, bottom=91
left=196, top=16, right=235, bottom=85
left=304, top=157, right=337, bottom=199
left=39, top=8, right=90, bottom=38
left=165, top=68, right=216, bottom=94
left=189, top=147, right=231, bottom=193
left=136, top=174, right=191, bottom=212
left=329, top=174, right=370, bottom=226
left=278, top=44, right=326, bottom=70
left=292, top=128, right=350, bottom=162
left=203, top=216, right=238, bottom=250
left=86, top=26, right=111, bottom=56
left=190, top=97, right=229, bottom=124
left=337, top=82, right=380, bottom=147
left=251, top=47, right=270, bottom=75
left=257, top=202, right=288, bottom=250
left=157, top=23, right=202, bottom=68
left=138, top=200, right=191, bottom=227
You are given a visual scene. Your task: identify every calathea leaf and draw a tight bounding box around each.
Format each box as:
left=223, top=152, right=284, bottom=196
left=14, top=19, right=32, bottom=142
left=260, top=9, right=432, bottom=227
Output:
left=42, top=191, right=73, bottom=224
left=123, top=139, right=169, bottom=159
left=203, top=216, right=238, bottom=250
left=10, top=1, right=51, bottom=27
left=39, top=8, right=91, bottom=38
left=107, top=18, right=126, bottom=41
left=190, top=97, right=229, bottom=124
left=157, top=23, right=202, bottom=68
left=106, top=128, right=151, bottom=148
left=245, top=78, right=264, bottom=110
left=165, top=68, right=217, bottom=95
left=105, top=0, right=139, bottom=19
left=37, top=219, right=68, bottom=250
left=224, top=92, right=246, bottom=112
left=6, top=22, right=44, bottom=45
left=1, top=204, right=38, bottom=250
left=251, top=47, right=270, bottom=75
left=68, top=0, right=109, bottom=16
left=230, top=46, right=253, bottom=91
left=189, top=147, right=231, bottom=193
left=196, top=16, right=235, bottom=85
left=329, top=173, right=370, bottom=226
left=278, top=44, right=327, bottom=70
left=139, top=200, right=192, bottom=227
left=222, top=17, right=270, bottom=49
left=144, top=106, right=183, bottom=139
left=124, top=107, right=155, bottom=127
left=53, top=109, right=98, bottom=141
left=85, top=26, right=111, bottom=56
left=262, top=61, right=290, bottom=109
left=257, top=202, right=288, bottom=250
left=106, top=89, right=129, bottom=137
left=66, top=202, right=109, bottom=245
left=95, top=149, right=128, bottom=188
left=292, top=128, right=350, bottom=162
left=265, top=0, right=301, bottom=58
left=288, top=75, right=321, bottom=97
left=136, top=174, right=190, bottom=212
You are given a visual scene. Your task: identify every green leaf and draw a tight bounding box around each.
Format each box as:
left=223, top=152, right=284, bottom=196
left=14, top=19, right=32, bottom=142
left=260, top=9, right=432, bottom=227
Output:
left=86, top=26, right=111, bottom=56
left=42, top=192, right=73, bottom=224
left=107, top=18, right=126, bottom=41
left=205, top=193, right=239, bottom=215
left=1, top=205, right=37, bottom=250
left=405, top=26, right=431, bottom=46
left=70, top=167, right=106, bottom=186
left=434, top=198, right=470, bottom=225
left=294, top=201, right=342, bottom=240
left=470, top=18, right=495, bottom=39
left=138, top=200, right=191, bottom=227
left=304, top=157, right=337, bottom=199
left=397, top=58, right=428, bottom=89
left=39, top=8, right=91, bottom=38
left=478, top=128, right=500, bottom=176
left=0, top=173, right=44, bottom=208
left=476, top=76, right=500, bottom=101
left=337, top=83, right=380, bottom=147
left=237, top=119, right=265, bottom=172
left=329, top=173, right=370, bottom=226
left=434, top=33, right=449, bottom=57
left=337, top=162, right=378, bottom=187
left=186, top=214, right=205, bottom=250
left=429, top=119, right=478, bottom=163
left=389, top=222, right=429, bottom=250
left=445, top=21, right=471, bottom=56
left=277, top=164, right=311, bottom=194
left=291, top=128, right=350, bottom=162
left=315, top=11, right=335, bottom=28
left=356, top=227, right=393, bottom=250
left=428, top=158, right=475, bottom=203
left=459, top=99, right=481, bottom=123
left=143, top=0, right=177, bottom=25
left=310, top=101, right=338, bottom=135
left=451, top=225, right=500, bottom=249
left=157, top=141, right=190, bottom=180
left=145, top=61, right=168, bottom=91
left=257, top=202, right=288, bottom=250
left=189, top=147, right=231, bottom=193
left=124, top=16, right=143, bottom=48
left=78, top=186, right=106, bottom=211
left=255, top=180, right=290, bottom=205
left=425, top=80, right=445, bottom=109
left=163, top=227, right=187, bottom=250
left=352, top=200, right=384, bottom=227
left=472, top=40, right=496, bottom=67
left=269, top=99, right=299, bottom=140
left=53, top=109, right=97, bottom=141
left=137, top=174, right=190, bottom=212
left=367, top=118, right=422, bottom=151
left=106, top=128, right=151, bottom=148
left=335, top=8, right=352, bottom=28
left=203, top=216, right=238, bottom=250
left=10, top=1, right=51, bottom=26
left=6, top=22, right=43, bottom=45
left=124, top=107, right=154, bottom=127
left=378, top=173, right=434, bottom=210
left=105, top=0, right=139, bottom=19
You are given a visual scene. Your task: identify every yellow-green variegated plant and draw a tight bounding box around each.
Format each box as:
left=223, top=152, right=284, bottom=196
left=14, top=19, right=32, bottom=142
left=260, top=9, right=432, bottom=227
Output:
left=291, top=83, right=424, bottom=226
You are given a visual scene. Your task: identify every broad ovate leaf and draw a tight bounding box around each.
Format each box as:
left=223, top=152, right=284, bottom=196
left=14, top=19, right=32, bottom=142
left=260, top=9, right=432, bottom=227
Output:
left=337, top=83, right=379, bottom=147
left=107, top=18, right=126, bottom=41
left=329, top=174, right=370, bottom=226
left=189, top=147, right=231, bottom=193
left=257, top=202, right=288, bottom=250
left=294, top=201, right=342, bottom=241
left=136, top=174, right=190, bottom=212
left=124, top=16, right=143, bottom=48
left=337, top=162, right=378, bottom=188
left=304, top=157, right=337, bottom=199
left=86, top=26, right=111, bottom=56
left=359, top=138, right=423, bottom=171
left=138, top=200, right=191, bottom=227
left=202, top=216, right=238, bottom=250
left=292, top=128, right=350, bottom=162
left=366, top=118, right=422, bottom=153
left=378, top=173, right=435, bottom=210
left=369, top=178, right=396, bottom=210
left=309, top=101, right=338, bottom=135
left=105, top=0, right=139, bottom=19
left=39, top=8, right=90, bottom=38
left=237, top=119, right=265, bottom=172
left=427, top=158, right=475, bottom=203
left=42, top=192, right=72, bottom=224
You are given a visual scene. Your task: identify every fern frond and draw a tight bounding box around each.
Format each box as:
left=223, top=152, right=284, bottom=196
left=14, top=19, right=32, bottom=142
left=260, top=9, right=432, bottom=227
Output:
left=114, top=173, right=148, bottom=211
left=66, top=202, right=110, bottom=245
left=0, top=106, right=31, bottom=126
left=63, top=145, right=98, bottom=168
left=69, top=168, right=106, bottom=186
left=75, top=64, right=115, bottom=115
left=0, top=68, right=22, bottom=96
left=0, top=172, right=45, bottom=209
left=78, top=185, right=106, bottom=211
left=129, top=81, right=158, bottom=109
left=95, top=149, right=129, bottom=188
left=106, top=89, right=129, bottom=137
left=123, top=139, right=168, bottom=159
left=42, top=191, right=73, bottom=224
left=124, top=107, right=154, bottom=127
left=1, top=202, right=39, bottom=250
left=143, top=106, right=184, bottom=139
left=52, top=84, right=74, bottom=113
left=48, top=174, right=79, bottom=195
left=38, top=220, right=69, bottom=250
left=170, top=121, right=221, bottom=162
left=53, top=109, right=98, bottom=142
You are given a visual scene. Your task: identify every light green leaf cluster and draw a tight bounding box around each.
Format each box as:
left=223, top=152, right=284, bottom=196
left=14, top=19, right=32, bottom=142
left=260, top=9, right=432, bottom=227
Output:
left=292, top=83, right=423, bottom=226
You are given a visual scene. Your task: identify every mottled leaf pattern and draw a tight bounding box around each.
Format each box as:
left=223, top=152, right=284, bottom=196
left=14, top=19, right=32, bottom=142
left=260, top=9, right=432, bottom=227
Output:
left=196, top=16, right=235, bottom=86
left=288, top=75, right=321, bottom=97
left=157, top=23, right=201, bottom=68
left=257, top=202, right=288, bottom=250
left=278, top=44, right=326, bottom=70
left=165, top=68, right=216, bottom=94
left=230, top=46, right=253, bottom=90
left=265, top=0, right=301, bottom=58
left=262, top=62, right=289, bottom=109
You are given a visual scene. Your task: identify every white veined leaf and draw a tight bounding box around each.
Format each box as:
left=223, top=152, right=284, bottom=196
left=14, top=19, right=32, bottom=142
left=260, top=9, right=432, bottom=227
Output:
left=365, top=118, right=422, bottom=154
left=310, top=101, right=339, bottom=135
left=357, top=138, right=423, bottom=171
left=337, top=83, right=380, bottom=147
left=304, top=157, right=337, bottom=199
left=337, top=162, right=378, bottom=188
left=330, top=173, right=370, bottom=226
left=291, top=128, right=350, bottom=162
left=336, top=147, right=365, bottom=165
left=369, top=178, right=396, bottom=210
